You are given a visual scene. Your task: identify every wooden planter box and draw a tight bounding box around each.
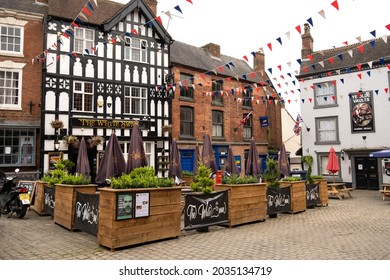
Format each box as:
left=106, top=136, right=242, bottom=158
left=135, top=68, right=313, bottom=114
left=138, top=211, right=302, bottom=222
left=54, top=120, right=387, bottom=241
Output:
left=279, top=180, right=306, bottom=214
left=214, top=183, right=267, bottom=227
left=181, top=175, right=194, bottom=186
left=33, top=181, right=50, bottom=216
left=314, top=179, right=328, bottom=206
left=98, top=187, right=182, bottom=251
left=54, top=184, right=98, bottom=231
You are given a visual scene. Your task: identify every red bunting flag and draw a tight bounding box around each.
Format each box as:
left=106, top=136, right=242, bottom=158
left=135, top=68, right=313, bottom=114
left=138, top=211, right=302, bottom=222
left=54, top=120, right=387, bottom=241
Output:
left=295, top=25, right=301, bottom=34
left=277, top=65, right=282, bottom=71
left=332, top=81, right=337, bottom=86
left=307, top=54, right=313, bottom=61
left=218, top=66, right=224, bottom=72
left=250, top=72, right=255, bottom=78
left=82, top=7, right=91, bottom=16
left=131, top=28, right=138, bottom=35
left=357, top=64, right=362, bottom=71
left=331, top=0, right=339, bottom=10
left=343, top=41, right=348, bottom=46
left=309, top=98, right=312, bottom=103
left=156, top=16, right=162, bottom=25
left=186, top=0, right=193, bottom=3
left=226, top=77, right=231, bottom=82
left=243, top=55, right=248, bottom=62
left=386, top=24, right=390, bottom=31
left=358, top=45, right=364, bottom=53
left=267, top=43, right=272, bottom=51
left=329, top=57, right=334, bottom=64
left=385, top=88, right=389, bottom=94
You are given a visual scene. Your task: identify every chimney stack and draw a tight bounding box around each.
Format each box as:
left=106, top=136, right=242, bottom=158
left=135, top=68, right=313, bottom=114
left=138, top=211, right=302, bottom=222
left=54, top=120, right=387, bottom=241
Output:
left=202, top=43, right=221, bottom=58
left=145, top=0, right=158, bottom=16
left=301, top=23, right=313, bottom=58
left=253, top=51, right=265, bottom=72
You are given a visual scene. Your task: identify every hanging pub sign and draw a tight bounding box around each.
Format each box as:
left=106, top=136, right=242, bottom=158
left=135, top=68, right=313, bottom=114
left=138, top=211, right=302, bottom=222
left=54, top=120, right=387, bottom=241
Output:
left=74, top=192, right=99, bottom=236
left=349, top=90, right=375, bottom=133
left=306, top=183, right=320, bottom=208
left=259, top=116, right=269, bottom=127
left=183, top=190, right=228, bottom=230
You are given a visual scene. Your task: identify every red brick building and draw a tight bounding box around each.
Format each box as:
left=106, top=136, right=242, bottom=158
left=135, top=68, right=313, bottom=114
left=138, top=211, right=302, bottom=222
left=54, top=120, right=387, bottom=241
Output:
left=0, top=0, right=47, bottom=176
left=170, top=41, right=282, bottom=175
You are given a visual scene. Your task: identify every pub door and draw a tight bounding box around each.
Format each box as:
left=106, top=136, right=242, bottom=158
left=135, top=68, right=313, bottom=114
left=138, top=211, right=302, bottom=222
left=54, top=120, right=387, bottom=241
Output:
left=354, top=157, right=379, bottom=190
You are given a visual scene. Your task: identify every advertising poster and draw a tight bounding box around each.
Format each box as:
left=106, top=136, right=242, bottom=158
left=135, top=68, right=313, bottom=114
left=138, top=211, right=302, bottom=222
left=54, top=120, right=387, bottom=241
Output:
left=350, top=91, right=375, bottom=133
left=116, top=193, right=133, bottom=220
left=135, top=192, right=150, bottom=218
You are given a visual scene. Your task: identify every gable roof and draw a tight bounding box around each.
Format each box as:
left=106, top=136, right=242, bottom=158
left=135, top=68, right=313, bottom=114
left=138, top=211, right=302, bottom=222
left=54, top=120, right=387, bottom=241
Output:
left=48, top=0, right=123, bottom=25
left=0, top=0, right=47, bottom=15
left=47, top=0, right=171, bottom=42
left=171, top=41, right=263, bottom=84
left=298, top=36, right=390, bottom=79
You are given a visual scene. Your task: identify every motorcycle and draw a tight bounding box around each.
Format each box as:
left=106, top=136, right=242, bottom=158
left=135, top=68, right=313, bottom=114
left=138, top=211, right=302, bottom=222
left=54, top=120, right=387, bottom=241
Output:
left=0, top=169, right=30, bottom=218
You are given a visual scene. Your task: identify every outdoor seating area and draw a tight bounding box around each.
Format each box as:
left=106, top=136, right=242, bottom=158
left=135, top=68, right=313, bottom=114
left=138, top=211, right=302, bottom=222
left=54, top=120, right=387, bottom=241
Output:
left=327, top=182, right=353, bottom=200
left=379, top=184, right=390, bottom=200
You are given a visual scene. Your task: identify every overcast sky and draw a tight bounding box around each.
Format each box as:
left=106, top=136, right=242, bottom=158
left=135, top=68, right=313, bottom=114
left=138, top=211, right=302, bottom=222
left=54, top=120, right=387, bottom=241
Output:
left=113, top=0, right=390, bottom=115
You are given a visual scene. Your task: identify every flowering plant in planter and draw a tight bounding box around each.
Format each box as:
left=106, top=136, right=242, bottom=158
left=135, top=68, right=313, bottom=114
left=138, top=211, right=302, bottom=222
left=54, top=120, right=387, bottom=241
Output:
left=50, top=119, right=64, bottom=129
left=88, top=135, right=105, bottom=148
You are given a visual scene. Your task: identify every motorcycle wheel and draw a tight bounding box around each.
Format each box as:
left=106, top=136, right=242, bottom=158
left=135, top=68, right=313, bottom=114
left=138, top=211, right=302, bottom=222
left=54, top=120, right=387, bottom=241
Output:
left=15, top=199, right=27, bottom=219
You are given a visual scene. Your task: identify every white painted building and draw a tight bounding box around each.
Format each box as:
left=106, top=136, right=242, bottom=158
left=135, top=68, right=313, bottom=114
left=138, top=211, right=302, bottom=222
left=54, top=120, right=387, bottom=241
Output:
left=281, top=107, right=302, bottom=171
left=297, top=24, right=390, bottom=190
left=41, top=0, right=172, bottom=180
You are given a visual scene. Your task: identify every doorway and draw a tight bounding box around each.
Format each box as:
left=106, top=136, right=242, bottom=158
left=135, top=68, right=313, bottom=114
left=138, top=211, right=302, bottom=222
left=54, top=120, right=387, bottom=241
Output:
left=354, top=157, right=379, bottom=190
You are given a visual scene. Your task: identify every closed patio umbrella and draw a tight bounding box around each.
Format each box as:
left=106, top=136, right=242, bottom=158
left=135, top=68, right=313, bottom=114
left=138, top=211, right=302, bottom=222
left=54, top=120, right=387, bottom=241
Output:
left=95, top=131, right=126, bottom=184
left=168, top=139, right=182, bottom=184
left=245, top=137, right=262, bottom=177
left=76, top=137, right=90, bottom=177
left=225, top=146, right=239, bottom=176
left=326, top=147, right=339, bottom=183
left=278, top=143, right=290, bottom=178
left=126, top=123, right=148, bottom=174
left=202, top=134, right=217, bottom=173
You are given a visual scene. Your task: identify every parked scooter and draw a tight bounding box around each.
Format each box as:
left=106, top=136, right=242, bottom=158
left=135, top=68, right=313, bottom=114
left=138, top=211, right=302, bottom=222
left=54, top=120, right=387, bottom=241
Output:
left=0, top=169, right=30, bottom=218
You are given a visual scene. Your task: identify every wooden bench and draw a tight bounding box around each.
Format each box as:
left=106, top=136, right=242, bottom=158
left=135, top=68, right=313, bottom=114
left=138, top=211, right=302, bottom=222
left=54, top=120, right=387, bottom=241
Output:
left=327, top=183, right=353, bottom=200
left=379, top=185, right=390, bottom=200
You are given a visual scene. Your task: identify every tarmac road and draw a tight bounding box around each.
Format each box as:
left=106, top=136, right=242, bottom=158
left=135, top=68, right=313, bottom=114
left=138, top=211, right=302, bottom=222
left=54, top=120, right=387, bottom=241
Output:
left=1, top=190, right=390, bottom=260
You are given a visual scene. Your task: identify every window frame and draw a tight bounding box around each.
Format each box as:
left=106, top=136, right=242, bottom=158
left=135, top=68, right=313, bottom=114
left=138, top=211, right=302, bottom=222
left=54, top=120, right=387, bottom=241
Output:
left=124, top=86, right=148, bottom=115
left=313, top=80, right=338, bottom=108
left=212, top=79, right=224, bottom=106
left=124, top=37, right=148, bottom=63
left=74, top=27, right=95, bottom=54
left=0, top=128, right=36, bottom=167
left=179, top=73, right=194, bottom=100
left=212, top=110, right=224, bottom=138
left=73, top=81, right=94, bottom=112
left=180, top=106, right=194, bottom=138
left=0, top=24, right=23, bottom=56
left=315, top=116, right=340, bottom=145
left=242, top=86, right=253, bottom=109
left=317, top=152, right=342, bottom=181
left=0, top=68, right=22, bottom=110
left=243, top=113, right=253, bottom=140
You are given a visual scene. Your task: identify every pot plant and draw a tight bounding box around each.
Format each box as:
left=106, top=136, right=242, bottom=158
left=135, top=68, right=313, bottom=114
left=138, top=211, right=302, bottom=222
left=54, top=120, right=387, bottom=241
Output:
left=214, top=174, right=267, bottom=226
left=97, top=166, right=181, bottom=250
left=302, top=155, right=328, bottom=207
left=88, top=135, right=105, bottom=148
left=36, top=160, right=73, bottom=216
left=50, top=119, right=64, bottom=130
left=63, top=135, right=79, bottom=147
left=181, top=170, right=194, bottom=186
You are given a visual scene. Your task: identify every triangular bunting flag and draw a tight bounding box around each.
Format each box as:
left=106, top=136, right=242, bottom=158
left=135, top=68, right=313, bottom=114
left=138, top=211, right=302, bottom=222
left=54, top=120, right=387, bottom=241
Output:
left=382, top=35, right=388, bottom=44
left=331, top=0, right=339, bottom=10
left=328, top=57, right=334, bottom=64
left=276, top=37, right=282, bottom=45
left=267, top=42, right=272, bottom=51
left=174, top=5, right=183, bottom=13
left=347, top=50, right=353, bottom=57
left=295, top=25, right=301, bottom=34
left=370, top=40, right=376, bottom=48
left=307, top=17, right=314, bottom=27
left=370, top=30, right=376, bottom=37
left=318, top=9, right=326, bottom=19
left=243, top=55, right=248, bottom=62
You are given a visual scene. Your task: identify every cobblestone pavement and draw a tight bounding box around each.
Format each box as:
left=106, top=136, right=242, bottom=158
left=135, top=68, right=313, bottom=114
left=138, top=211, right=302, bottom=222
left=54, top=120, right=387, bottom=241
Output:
left=1, top=190, right=390, bottom=260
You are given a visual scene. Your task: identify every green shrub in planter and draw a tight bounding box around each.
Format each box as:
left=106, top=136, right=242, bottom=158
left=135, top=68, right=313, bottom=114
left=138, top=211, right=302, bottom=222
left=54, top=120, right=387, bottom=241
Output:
left=59, top=174, right=91, bottom=185
left=280, top=177, right=301, bottom=182
left=311, top=175, right=324, bottom=180
left=263, top=157, right=280, bottom=189
left=190, top=162, right=214, bottom=194
left=222, top=174, right=258, bottom=184
left=110, top=167, right=174, bottom=189
left=41, top=161, right=70, bottom=187
left=182, top=170, right=194, bottom=176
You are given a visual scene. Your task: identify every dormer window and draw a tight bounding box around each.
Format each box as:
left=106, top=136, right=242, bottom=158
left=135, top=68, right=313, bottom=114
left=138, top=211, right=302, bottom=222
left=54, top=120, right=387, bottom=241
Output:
left=124, top=37, right=147, bottom=63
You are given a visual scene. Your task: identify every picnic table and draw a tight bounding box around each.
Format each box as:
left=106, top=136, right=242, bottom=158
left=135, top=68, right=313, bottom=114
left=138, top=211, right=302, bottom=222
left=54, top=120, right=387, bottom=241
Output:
left=327, top=182, right=353, bottom=200
left=379, top=184, right=390, bottom=200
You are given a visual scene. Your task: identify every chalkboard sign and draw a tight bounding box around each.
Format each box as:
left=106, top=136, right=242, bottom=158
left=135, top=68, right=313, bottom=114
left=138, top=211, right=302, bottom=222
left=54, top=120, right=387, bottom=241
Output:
left=184, top=190, right=228, bottom=230
left=74, top=192, right=99, bottom=236
left=18, top=181, right=37, bottom=205
left=267, top=186, right=292, bottom=215
left=306, top=183, right=320, bottom=208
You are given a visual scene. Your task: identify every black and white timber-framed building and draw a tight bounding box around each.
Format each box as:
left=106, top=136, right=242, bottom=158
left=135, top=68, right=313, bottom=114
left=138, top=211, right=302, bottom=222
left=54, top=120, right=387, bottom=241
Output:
left=42, top=0, right=172, bottom=180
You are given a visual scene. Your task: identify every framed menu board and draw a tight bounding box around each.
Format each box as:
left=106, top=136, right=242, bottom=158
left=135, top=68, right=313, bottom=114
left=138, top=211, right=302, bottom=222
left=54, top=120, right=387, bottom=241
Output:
left=48, top=152, right=63, bottom=170
left=135, top=192, right=150, bottom=218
